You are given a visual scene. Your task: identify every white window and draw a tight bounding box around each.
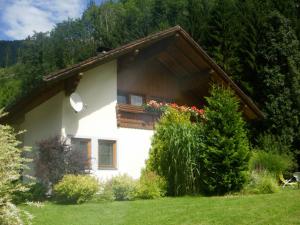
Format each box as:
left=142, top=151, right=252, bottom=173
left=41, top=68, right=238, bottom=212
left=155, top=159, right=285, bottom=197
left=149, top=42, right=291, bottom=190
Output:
left=130, top=94, right=144, bottom=106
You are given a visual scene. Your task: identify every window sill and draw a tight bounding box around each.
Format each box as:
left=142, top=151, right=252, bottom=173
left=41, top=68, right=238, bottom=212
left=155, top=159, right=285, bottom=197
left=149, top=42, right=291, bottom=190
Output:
left=98, top=167, right=118, bottom=170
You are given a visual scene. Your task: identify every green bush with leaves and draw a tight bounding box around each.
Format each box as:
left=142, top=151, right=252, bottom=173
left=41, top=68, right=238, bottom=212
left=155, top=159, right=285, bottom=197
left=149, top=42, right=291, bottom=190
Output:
left=135, top=170, right=166, bottom=199
left=12, top=182, right=47, bottom=204
left=249, top=151, right=294, bottom=176
left=0, top=110, right=30, bottom=225
left=198, top=86, right=250, bottom=195
left=250, top=134, right=295, bottom=176
left=243, top=172, right=279, bottom=194
left=103, top=174, right=137, bottom=201
left=147, top=107, right=200, bottom=196
left=53, top=175, right=99, bottom=204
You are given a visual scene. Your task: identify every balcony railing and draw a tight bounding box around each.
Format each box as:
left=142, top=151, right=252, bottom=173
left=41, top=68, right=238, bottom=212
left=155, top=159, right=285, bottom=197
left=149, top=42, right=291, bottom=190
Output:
left=116, top=104, right=160, bottom=130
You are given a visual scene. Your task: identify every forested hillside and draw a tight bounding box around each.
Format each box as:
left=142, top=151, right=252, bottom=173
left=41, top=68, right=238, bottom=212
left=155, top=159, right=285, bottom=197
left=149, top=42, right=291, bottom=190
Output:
left=0, top=0, right=300, bottom=165
left=0, top=40, right=23, bottom=68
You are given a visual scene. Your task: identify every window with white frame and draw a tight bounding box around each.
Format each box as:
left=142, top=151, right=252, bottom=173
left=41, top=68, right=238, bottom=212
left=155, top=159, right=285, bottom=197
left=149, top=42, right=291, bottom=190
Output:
left=130, top=94, right=144, bottom=106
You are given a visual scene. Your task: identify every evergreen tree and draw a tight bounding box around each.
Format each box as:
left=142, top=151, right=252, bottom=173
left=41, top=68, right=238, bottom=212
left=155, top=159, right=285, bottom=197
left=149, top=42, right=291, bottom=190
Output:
left=198, top=86, right=250, bottom=195
left=257, top=12, right=300, bottom=159
left=204, top=0, right=241, bottom=81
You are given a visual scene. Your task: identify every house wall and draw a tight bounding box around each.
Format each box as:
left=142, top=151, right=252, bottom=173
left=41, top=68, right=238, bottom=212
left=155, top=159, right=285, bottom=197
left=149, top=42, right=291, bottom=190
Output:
left=20, top=91, right=63, bottom=148
left=61, top=60, right=118, bottom=139
left=99, top=128, right=153, bottom=179
left=61, top=60, right=152, bottom=180
left=18, top=60, right=155, bottom=180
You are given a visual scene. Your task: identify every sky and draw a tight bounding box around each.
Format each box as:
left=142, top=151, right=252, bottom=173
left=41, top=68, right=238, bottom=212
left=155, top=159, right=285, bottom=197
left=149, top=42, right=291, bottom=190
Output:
left=0, top=0, right=103, bottom=40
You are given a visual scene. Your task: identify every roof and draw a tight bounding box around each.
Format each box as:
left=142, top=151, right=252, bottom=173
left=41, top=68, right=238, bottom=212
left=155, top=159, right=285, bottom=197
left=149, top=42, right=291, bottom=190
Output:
left=3, top=26, right=264, bottom=122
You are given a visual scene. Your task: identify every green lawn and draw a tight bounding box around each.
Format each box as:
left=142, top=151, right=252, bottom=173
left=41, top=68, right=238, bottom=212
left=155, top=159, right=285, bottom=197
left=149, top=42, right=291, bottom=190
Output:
left=23, top=189, right=300, bottom=225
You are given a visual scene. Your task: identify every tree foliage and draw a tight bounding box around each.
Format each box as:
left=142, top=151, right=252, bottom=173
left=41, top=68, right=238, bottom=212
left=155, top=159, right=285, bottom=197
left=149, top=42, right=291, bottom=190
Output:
left=35, top=136, right=86, bottom=187
left=0, top=0, right=300, bottom=165
left=0, top=111, right=30, bottom=225
left=198, top=86, right=250, bottom=195
left=148, top=87, right=250, bottom=196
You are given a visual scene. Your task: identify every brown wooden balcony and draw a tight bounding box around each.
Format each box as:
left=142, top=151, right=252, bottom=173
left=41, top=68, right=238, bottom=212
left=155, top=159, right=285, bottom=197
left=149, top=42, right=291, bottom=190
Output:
left=116, top=104, right=160, bottom=130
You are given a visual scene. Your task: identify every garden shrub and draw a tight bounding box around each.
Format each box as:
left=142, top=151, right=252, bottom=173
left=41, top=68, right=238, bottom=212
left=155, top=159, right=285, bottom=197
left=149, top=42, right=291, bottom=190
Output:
left=0, top=110, right=31, bottom=224
left=92, top=188, right=114, bottom=202
left=243, top=171, right=279, bottom=194
left=35, top=136, right=85, bottom=187
left=103, top=174, right=137, bottom=201
left=12, top=182, right=47, bottom=204
left=135, top=170, right=166, bottom=199
left=250, top=133, right=295, bottom=176
left=0, top=202, right=30, bottom=225
left=147, top=107, right=200, bottom=196
left=147, top=86, right=250, bottom=196
left=198, top=86, right=250, bottom=195
left=249, top=150, right=294, bottom=176
left=53, top=175, right=99, bottom=204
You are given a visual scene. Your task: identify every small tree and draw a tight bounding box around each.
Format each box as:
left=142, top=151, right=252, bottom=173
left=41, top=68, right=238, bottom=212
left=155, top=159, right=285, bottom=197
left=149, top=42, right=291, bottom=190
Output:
left=0, top=111, right=30, bottom=225
left=198, top=86, right=250, bottom=195
left=35, top=136, right=85, bottom=187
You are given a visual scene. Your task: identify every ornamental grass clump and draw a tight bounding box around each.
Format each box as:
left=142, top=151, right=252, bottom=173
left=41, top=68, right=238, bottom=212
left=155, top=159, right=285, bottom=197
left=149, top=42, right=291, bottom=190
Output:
left=249, top=150, right=294, bottom=176
left=243, top=171, right=279, bottom=194
left=147, top=107, right=201, bottom=196
left=249, top=134, right=295, bottom=176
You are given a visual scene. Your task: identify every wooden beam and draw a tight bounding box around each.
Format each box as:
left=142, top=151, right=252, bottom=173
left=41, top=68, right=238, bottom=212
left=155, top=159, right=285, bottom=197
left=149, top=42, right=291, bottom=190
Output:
left=64, top=73, right=82, bottom=96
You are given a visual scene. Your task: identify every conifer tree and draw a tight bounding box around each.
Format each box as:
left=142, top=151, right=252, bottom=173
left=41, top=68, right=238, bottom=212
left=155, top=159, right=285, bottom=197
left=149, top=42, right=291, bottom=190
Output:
left=198, top=86, right=250, bottom=195
left=257, top=12, right=300, bottom=161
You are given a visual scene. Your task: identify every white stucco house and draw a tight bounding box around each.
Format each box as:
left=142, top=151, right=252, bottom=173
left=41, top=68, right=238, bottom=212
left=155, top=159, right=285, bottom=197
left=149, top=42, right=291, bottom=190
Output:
left=3, top=26, right=263, bottom=180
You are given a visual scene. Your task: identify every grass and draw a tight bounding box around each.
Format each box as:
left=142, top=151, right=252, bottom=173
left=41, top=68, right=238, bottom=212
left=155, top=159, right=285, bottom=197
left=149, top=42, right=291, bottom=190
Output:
left=22, top=189, right=300, bottom=225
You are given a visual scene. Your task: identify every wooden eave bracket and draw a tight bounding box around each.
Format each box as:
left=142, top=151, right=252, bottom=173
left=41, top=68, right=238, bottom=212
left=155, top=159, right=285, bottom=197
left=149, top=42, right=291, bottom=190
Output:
left=64, top=73, right=83, bottom=96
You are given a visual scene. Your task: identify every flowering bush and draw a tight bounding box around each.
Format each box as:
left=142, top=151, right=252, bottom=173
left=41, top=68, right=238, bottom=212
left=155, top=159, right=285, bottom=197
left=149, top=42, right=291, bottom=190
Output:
left=145, top=100, right=205, bottom=119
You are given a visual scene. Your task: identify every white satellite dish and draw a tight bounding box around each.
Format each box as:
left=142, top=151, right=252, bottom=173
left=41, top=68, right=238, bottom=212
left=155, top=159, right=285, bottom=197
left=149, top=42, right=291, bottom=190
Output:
left=70, top=92, right=84, bottom=113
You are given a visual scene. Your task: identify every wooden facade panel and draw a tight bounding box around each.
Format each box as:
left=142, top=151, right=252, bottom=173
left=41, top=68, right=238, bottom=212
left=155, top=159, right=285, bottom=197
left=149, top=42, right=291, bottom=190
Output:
left=167, top=46, right=200, bottom=75
left=157, top=52, right=190, bottom=78
left=116, top=37, right=261, bottom=129
left=117, top=49, right=210, bottom=129
left=118, top=58, right=183, bottom=101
